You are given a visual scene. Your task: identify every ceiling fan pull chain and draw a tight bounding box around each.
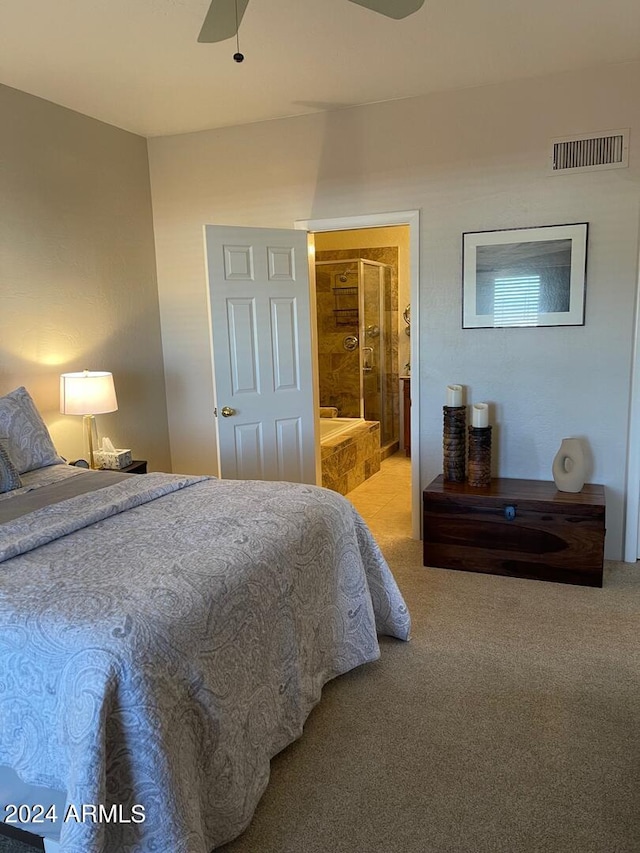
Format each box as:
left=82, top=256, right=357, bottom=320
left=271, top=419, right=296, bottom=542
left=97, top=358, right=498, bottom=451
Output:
left=233, top=0, right=245, bottom=62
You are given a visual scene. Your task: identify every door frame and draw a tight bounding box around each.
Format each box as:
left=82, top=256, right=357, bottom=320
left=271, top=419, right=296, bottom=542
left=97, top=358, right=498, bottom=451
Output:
left=296, top=210, right=421, bottom=540
left=624, top=234, right=640, bottom=562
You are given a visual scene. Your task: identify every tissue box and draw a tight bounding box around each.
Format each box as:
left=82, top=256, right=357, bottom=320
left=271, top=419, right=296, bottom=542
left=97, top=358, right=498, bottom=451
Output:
left=94, top=449, right=132, bottom=470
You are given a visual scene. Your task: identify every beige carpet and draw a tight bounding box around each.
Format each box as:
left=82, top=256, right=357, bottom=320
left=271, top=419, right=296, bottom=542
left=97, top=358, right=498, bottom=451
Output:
left=220, top=456, right=640, bottom=853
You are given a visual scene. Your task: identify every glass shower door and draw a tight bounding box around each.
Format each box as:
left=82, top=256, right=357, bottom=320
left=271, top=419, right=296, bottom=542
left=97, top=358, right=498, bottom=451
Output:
left=360, top=260, right=383, bottom=429
left=315, top=255, right=398, bottom=450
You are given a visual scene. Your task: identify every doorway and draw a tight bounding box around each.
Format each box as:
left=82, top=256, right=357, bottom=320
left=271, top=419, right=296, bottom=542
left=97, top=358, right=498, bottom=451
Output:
left=314, top=234, right=407, bottom=457
left=296, top=211, right=420, bottom=540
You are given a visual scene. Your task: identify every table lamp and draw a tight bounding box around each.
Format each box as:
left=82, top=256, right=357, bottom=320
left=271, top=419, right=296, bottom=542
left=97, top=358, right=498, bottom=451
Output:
left=60, top=370, right=118, bottom=469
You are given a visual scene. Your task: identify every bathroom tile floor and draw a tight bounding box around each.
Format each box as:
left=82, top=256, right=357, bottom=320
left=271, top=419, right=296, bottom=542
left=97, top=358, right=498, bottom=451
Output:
left=345, top=450, right=412, bottom=538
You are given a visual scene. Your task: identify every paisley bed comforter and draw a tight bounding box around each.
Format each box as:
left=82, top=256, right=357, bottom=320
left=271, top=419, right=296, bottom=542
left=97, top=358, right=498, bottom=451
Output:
left=0, top=470, right=410, bottom=852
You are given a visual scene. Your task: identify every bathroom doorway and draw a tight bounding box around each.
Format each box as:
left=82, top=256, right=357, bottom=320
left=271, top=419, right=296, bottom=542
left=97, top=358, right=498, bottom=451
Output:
left=296, top=211, right=420, bottom=540
left=314, top=226, right=410, bottom=453
left=312, top=225, right=414, bottom=530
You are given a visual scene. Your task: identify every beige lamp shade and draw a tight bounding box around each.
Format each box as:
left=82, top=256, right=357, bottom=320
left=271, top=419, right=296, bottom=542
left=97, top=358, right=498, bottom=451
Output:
left=60, top=370, right=118, bottom=415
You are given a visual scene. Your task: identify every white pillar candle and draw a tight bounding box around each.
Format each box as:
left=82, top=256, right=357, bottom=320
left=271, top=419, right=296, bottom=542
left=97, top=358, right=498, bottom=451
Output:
left=446, top=384, right=463, bottom=407
left=471, top=403, right=489, bottom=428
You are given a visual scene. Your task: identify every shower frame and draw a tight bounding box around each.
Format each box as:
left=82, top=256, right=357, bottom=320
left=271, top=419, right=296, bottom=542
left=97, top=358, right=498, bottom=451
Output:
left=315, top=257, right=397, bottom=448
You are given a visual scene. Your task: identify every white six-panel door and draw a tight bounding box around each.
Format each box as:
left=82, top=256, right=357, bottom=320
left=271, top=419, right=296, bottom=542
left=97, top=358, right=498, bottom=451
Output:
left=204, top=225, right=317, bottom=483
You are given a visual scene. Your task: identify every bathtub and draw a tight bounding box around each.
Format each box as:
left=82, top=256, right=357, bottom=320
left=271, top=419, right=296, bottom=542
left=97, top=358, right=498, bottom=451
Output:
left=319, top=416, right=366, bottom=441
left=319, top=417, right=380, bottom=496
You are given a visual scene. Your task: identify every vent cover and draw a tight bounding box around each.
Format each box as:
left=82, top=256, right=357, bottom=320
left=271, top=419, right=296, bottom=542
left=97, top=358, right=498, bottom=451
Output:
left=550, top=129, right=629, bottom=173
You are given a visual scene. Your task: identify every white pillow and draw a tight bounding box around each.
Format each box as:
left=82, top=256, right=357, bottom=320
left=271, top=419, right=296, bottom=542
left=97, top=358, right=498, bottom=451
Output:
left=0, top=387, right=64, bottom=474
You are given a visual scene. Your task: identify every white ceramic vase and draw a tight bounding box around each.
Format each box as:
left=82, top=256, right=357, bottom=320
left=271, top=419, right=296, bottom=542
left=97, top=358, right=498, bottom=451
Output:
left=552, top=437, right=586, bottom=493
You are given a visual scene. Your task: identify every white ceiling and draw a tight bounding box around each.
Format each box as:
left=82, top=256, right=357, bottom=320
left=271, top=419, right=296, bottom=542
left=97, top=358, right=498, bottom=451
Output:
left=1, top=0, right=639, bottom=138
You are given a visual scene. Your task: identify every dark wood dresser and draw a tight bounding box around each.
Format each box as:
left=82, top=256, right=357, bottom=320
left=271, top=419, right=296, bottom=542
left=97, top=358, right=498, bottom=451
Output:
left=423, top=475, right=606, bottom=587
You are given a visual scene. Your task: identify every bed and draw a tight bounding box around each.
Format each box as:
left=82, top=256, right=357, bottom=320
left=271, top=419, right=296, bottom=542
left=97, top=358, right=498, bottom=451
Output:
left=0, top=387, right=411, bottom=852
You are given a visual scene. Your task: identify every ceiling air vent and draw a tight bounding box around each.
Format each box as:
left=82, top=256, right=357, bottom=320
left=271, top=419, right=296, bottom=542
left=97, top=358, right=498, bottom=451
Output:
left=550, top=129, right=629, bottom=174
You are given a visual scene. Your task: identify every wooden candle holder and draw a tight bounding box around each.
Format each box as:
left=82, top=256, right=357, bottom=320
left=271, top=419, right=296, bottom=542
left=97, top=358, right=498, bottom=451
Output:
left=443, top=405, right=466, bottom=482
left=468, top=425, right=492, bottom=487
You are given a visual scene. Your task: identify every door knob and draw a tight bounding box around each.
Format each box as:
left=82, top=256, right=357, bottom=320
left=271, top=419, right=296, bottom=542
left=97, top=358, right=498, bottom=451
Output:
left=221, top=406, right=236, bottom=417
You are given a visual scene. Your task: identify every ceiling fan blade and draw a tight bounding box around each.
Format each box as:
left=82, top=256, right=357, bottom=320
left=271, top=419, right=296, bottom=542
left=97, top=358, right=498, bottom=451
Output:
left=347, top=0, right=425, bottom=19
left=197, top=0, right=250, bottom=43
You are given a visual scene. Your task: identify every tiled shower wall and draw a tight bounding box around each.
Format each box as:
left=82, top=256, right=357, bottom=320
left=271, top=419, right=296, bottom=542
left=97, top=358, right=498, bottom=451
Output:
left=315, top=259, right=361, bottom=417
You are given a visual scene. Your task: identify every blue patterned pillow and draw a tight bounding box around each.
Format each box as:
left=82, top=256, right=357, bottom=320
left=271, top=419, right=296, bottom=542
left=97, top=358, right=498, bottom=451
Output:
left=0, top=438, right=22, bottom=493
left=0, top=387, right=64, bottom=474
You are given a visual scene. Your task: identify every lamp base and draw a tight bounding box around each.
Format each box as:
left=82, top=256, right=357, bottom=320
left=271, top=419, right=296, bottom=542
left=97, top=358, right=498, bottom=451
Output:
left=83, top=414, right=98, bottom=469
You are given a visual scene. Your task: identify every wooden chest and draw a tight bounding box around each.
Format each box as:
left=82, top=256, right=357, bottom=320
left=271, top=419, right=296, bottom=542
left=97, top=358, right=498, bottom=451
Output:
left=423, top=475, right=606, bottom=587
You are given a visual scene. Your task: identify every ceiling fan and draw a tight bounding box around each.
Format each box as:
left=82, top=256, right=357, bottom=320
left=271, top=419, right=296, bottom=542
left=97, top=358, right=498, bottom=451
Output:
left=198, top=0, right=426, bottom=43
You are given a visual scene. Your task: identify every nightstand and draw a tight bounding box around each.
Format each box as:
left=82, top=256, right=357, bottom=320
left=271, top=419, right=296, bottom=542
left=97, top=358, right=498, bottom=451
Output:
left=119, top=460, right=147, bottom=474
left=97, top=460, right=147, bottom=474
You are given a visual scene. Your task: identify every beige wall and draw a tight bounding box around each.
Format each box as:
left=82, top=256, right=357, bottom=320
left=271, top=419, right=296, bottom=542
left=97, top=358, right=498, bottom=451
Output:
left=148, top=61, right=640, bottom=559
left=0, top=84, right=171, bottom=471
